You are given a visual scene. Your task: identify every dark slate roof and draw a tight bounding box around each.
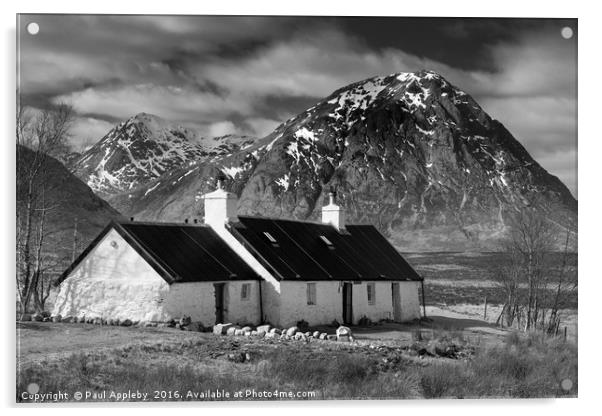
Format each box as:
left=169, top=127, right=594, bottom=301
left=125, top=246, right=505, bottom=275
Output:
left=56, top=221, right=259, bottom=286
left=228, top=216, right=422, bottom=282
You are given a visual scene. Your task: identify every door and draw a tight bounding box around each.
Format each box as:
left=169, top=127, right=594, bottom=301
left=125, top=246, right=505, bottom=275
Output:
left=214, top=283, right=225, bottom=324
left=342, top=283, right=353, bottom=325
left=392, top=283, right=402, bottom=322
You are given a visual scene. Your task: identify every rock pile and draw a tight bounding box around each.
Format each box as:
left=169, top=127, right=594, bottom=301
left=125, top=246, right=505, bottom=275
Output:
left=212, top=323, right=353, bottom=344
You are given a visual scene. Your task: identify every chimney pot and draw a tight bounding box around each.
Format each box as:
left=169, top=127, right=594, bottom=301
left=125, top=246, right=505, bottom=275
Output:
left=322, top=188, right=345, bottom=231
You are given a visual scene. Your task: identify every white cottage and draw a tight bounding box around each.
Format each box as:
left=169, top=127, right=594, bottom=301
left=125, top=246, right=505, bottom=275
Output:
left=53, top=184, right=424, bottom=327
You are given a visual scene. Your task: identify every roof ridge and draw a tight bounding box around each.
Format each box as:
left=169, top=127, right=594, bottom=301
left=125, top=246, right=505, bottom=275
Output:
left=118, top=220, right=208, bottom=228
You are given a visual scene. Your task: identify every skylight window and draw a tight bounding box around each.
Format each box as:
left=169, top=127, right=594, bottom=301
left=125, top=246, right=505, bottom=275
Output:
left=263, top=232, right=277, bottom=243
left=320, top=235, right=335, bottom=249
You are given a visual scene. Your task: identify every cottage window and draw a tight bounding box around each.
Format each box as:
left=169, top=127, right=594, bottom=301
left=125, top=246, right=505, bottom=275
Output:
left=241, top=283, right=251, bottom=301
left=306, top=283, right=316, bottom=305
left=367, top=283, right=376, bottom=305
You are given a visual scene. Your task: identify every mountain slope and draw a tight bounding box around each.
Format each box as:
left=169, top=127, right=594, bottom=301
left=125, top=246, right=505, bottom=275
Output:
left=17, top=145, right=122, bottom=273
left=71, top=113, right=206, bottom=195
left=104, top=71, right=577, bottom=251
left=72, top=113, right=258, bottom=197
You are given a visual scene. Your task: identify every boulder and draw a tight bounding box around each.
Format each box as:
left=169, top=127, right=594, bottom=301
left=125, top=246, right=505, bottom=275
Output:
left=313, top=331, right=320, bottom=338
left=286, top=326, right=298, bottom=337
left=265, top=332, right=276, bottom=339
left=19, top=314, right=32, bottom=322
left=304, top=331, right=312, bottom=338
left=212, top=323, right=232, bottom=335
left=294, top=332, right=307, bottom=341
left=121, top=319, right=133, bottom=327
left=336, top=326, right=353, bottom=341
left=32, top=314, right=43, bottom=322
left=327, top=335, right=338, bottom=341
left=179, top=316, right=192, bottom=327
left=319, top=333, right=328, bottom=340
left=234, top=329, right=245, bottom=336
left=270, top=328, right=282, bottom=335
left=257, top=324, right=272, bottom=333
left=241, top=326, right=253, bottom=333
left=226, top=326, right=240, bottom=336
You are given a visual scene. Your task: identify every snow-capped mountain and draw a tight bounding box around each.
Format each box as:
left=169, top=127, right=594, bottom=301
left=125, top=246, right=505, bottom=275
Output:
left=71, top=113, right=257, bottom=196
left=71, top=113, right=205, bottom=195
left=100, top=71, right=577, bottom=250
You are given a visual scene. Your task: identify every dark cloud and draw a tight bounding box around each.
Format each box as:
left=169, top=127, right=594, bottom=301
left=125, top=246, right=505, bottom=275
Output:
left=18, top=15, right=577, bottom=196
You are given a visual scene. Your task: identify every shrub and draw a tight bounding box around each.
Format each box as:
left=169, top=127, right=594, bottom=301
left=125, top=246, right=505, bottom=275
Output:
left=419, top=363, right=467, bottom=398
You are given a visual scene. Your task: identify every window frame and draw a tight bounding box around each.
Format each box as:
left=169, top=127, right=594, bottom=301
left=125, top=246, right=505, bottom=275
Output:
left=241, top=283, right=251, bottom=301
left=306, top=283, right=317, bottom=305
left=367, top=282, right=376, bottom=305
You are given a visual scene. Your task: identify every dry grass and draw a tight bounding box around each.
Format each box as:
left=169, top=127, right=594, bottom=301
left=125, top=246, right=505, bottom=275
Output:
left=17, top=330, right=576, bottom=401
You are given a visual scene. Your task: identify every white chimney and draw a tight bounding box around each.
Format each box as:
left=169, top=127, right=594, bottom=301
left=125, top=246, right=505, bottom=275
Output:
left=322, top=190, right=345, bottom=231
left=202, top=176, right=238, bottom=230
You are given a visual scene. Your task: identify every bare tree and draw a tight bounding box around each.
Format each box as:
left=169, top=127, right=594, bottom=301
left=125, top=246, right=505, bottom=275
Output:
left=495, top=205, right=558, bottom=331
left=16, top=103, right=74, bottom=317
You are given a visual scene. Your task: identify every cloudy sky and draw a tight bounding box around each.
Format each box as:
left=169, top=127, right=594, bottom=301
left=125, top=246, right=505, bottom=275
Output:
left=18, top=15, right=577, bottom=196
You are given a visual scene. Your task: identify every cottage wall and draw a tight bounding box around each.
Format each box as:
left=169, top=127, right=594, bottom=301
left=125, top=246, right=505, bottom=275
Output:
left=398, top=281, right=422, bottom=321
left=164, top=280, right=261, bottom=325
left=275, top=280, right=421, bottom=327
left=51, top=229, right=169, bottom=322
left=351, top=282, right=396, bottom=323
left=279, top=281, right=342, bottom=327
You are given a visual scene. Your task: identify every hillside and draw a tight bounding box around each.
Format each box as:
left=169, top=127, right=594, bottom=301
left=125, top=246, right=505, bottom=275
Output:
left=17, top=145, right=122, bottom=273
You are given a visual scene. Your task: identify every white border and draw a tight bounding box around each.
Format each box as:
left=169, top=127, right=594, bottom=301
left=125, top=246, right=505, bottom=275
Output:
left=1, top=1, right=597, bottom=415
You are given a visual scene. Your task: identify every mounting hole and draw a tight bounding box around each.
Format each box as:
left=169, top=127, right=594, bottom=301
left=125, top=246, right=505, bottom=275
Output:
left=561, top=378, right=573, bottom=391
left=561, top=27, right=573, bottom=39
left=27, top=22, right=40, bottom=35
left=27, top=383, right=40, bottom=394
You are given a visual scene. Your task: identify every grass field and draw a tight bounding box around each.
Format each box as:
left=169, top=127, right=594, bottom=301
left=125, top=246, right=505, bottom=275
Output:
left=405, top=252, right=578, bottom=309
left=16, top=319, right=577, bottom=402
